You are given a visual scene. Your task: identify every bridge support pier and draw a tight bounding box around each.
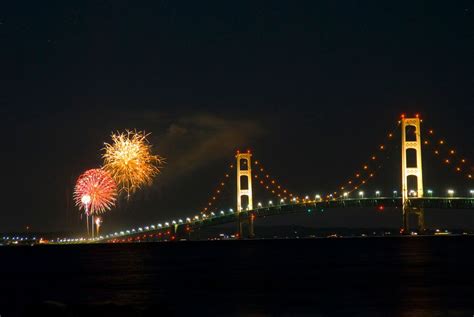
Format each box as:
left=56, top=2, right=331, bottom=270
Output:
left=403, top=207, right=425, bottom=233
left=248, top=212, right=255, bottom=239
left=237, top=213, right=243, bottom=238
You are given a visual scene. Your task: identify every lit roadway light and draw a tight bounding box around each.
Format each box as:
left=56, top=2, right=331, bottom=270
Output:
left=470, top=190, right=474, bottom=198
left=447, top=189, right=455, bottom=197
left=315, top=194, right=321, bottom=201
left=393, top=191, right=398, bottom=197
left=375, top=190, right=381, bottom=198
left=304, top=196, right=309, bottom=200
left=343, top=192, right=349, bottom=199
left=427, top=190, right=433, bottom=197
left=165, top=222, right=170, bottom=227
left=220, top=211, right=225, bottom=215
left=257, top=202, right=262, bottom=208
left=359, top=191, right=364, bottom=199
left=409, top=190, right=417, bottom=197
left=269, top=200, right=273, bottom=205
left=186, top=217, right=191, bottom=222
left=280, top=199, right=285, bottom=204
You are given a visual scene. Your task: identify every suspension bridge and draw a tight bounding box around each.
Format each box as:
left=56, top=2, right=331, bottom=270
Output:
left=51, top=116, right=474, bottom=243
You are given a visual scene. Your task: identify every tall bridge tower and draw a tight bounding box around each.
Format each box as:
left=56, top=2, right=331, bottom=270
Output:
left=236, top=151, right=254, bottom=238
left=401, top=116, right=425, bottom=232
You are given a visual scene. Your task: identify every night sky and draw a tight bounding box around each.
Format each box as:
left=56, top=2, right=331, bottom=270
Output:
left=2, top=1, right=473, bottom=233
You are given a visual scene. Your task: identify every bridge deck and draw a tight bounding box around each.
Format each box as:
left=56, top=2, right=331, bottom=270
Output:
left=72, top=197, right=474, bottom=243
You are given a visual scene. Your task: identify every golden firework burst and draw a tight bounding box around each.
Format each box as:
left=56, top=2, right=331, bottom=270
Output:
left=102, top=130, right=164, bottom=197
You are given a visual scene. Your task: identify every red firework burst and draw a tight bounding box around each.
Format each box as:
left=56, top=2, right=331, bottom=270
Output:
left=74, top=169, right=117, bottom=215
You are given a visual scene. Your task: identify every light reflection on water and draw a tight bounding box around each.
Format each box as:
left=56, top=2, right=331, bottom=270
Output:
left=1, top=236, right=473, bottom=316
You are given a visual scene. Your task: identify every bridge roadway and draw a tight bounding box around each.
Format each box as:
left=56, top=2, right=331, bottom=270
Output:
left=87, top=197, right=474, bottom=243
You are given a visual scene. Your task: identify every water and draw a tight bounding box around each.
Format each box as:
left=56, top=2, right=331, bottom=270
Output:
left=1, top=236, right=474, bottom=316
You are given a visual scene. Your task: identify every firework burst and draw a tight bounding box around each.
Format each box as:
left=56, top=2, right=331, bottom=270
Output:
left=102, top=130, right=164, bottom=196
left=74, top=169, right=117, bottom=215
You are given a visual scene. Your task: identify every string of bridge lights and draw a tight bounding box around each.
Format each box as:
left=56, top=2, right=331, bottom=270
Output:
left=250, top=122, right=401, bottom=204
left=201, top=115, right=474, bottom=216
left=251, top=122, right=401, bottom=204
left=252, top=158, right=299, bottom=203
left=200, top=162, right=235, bottom=215
left=324, top=121, right=401, bottom=201
left=422, top=127, right=473, bottom=181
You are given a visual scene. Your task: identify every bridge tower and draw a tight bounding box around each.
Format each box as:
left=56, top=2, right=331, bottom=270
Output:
left=236, top=151, right=254, bottom=238
left=401, top=116, right=425, bottom=232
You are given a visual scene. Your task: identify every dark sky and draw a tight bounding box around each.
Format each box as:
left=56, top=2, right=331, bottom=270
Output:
left=1, top=1, right=473, bottom=233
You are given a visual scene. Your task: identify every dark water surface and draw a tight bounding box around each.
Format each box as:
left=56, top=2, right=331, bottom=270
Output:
left=1, top=236, right=474, bottom=316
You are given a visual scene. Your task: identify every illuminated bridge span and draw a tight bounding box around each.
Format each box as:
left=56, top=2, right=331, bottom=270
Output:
left=55, top=116, right=474, bottom=244
left=60, top=197, right=474, bottom=244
